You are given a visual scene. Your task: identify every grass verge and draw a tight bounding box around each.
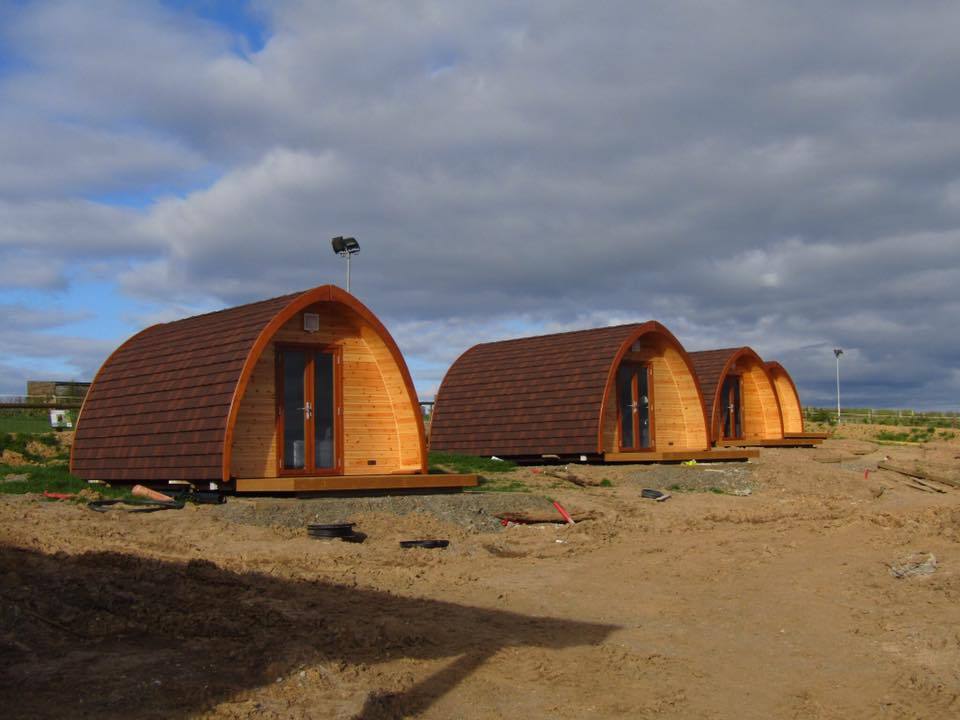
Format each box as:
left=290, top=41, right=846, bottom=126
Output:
left=429, top=452, right=517, bottom=474
left=0, top=462, right=128, bottom=498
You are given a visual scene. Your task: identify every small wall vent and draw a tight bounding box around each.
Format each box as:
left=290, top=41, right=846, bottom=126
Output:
left=303, top=313, right=320, bottom=333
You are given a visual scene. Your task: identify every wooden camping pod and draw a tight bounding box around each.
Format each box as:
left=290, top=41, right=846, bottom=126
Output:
left=429, top=323, right=755, bottom=463
left=71, top=285, right=475, bottom=493
left=689, top=348, right=788, bottom=446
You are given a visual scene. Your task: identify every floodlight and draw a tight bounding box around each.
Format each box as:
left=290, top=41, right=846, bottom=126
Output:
left=331, top=236, right=361, bottom=291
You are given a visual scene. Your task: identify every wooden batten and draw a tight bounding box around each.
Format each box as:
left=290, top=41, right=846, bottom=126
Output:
left=235, top=473, right=477, bottom=493
left=604, top=448, right=758, bottom=462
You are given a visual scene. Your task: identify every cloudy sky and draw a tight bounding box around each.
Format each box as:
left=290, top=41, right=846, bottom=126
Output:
left=2, top=0, right=959, bottom=410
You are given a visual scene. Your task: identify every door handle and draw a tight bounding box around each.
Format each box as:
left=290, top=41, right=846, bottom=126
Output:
left=299, top=402, right=312, bottom=419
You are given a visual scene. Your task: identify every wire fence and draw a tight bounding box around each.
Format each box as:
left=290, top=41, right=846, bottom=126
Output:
left=804, top=407, right=960, bottom=427
left=0, top=394, right=85, bottom=408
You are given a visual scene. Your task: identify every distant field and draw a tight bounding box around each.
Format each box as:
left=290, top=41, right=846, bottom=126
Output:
left=0, top=414, right=54, bottom=434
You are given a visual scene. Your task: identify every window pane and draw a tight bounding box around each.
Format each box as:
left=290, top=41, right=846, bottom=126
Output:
left=638, top=366, right=651, bottom=448
left=314, top=352, right=335, bottom=469
left=282, top=350, right=306, bottom=469
left=617, top=365, right=634, bottom=448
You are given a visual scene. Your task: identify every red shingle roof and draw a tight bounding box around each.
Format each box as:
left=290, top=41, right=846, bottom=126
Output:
left=71, top=292, right=301, bottom=482
left=430, top=323, right=664, bottom=457
left=688, top=348, right=743, bottom=426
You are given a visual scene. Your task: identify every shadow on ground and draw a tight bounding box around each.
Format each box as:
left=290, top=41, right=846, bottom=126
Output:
left=0, top=546, right=615, bottom=719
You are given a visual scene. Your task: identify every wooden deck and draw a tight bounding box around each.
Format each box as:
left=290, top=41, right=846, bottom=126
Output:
left=603, top=448, right=758, bottom=463
left=718, top=437, right=823, bottom=448
left=235, top=473, right=477, bottom=493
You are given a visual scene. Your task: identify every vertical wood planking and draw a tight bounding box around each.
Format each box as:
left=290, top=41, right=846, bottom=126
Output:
left=230, top=302, right=421, bottom=478
left=602, top=335, right=708, bottom=453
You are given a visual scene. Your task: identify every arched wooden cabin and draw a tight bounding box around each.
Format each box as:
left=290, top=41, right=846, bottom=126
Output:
left=689, top=347, right=816, bottom=447
left=765, top=361, right=828, bottom=441
left=429, top=323, right=754, bottom=463
left=71, top=285, right=475, bottom=493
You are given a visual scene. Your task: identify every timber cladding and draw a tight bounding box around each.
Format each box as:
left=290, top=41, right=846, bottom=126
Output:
left=765, top=361, right=804, bottom=434
left=689, top=348, right=784, bottom=444
left=429, top=322, right=710, bottom=458
left=70, top=285, right=427, bottom=486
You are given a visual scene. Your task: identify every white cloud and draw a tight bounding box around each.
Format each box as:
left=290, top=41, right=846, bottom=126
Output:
left=1, top=0, right=959, bottom=408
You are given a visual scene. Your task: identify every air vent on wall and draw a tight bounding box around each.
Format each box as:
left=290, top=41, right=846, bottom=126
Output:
left=303, top=313, right=320, bottom=333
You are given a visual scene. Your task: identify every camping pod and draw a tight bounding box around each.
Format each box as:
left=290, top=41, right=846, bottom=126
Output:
left=689, top=347, right=819, bottom=447
left=429, top=323, right=755, bottom=463
left=71, top=285, right=475, bottom=493
left=765, top=361, right=828, bottom=441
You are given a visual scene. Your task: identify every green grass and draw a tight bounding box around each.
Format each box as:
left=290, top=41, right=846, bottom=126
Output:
left=470, top=476, right=530, bottom=493
left=598, top=478, right=614, bottom=487
left=428, top=452, right=517, bottom=474
left=875, top=427, right=936, bottom=443
left=0, top=462, right=129, bottom=498
left=938, top=431, right=957, bottom=440
left=0, top=415, right=55, bottom=434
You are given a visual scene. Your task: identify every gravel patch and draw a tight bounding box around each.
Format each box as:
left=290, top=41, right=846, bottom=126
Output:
left=216, top=490, right=555, bottom=533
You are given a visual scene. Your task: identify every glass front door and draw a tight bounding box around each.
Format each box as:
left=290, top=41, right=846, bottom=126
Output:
left=720, top=375, right=743, bottom=439
left=277, top=346, right=340, bottom=474
left=617, top=362, right=653, bottom=451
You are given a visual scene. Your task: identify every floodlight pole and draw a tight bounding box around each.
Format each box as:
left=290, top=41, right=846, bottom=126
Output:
left=834, top=348, right=843, bottom=424
left=331, top=236, right=360, bottom=293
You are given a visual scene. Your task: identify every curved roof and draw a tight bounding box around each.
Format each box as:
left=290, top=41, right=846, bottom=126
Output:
left=429, top=322, right=702, bottom=457
left=689, top=347, right=779, bottom=433
left=71, top=285, right=423, bottom=483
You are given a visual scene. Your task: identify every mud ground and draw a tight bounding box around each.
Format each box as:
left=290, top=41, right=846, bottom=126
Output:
left=2, top=425, right=960, bottom=719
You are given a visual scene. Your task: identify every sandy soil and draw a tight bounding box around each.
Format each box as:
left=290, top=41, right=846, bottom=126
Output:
left=2, top=426, right=960, bottom=719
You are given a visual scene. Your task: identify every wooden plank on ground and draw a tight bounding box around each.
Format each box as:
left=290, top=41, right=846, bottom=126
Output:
left=876, top=462, right=960, bottom=490
left=785, top=432, right=830, bottom=440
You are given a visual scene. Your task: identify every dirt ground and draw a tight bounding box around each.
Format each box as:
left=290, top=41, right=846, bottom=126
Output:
left=2, top=426, right=960, bottom=719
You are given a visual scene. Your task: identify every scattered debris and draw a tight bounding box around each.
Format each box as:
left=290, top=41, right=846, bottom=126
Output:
left=2, top=473, right=29, bottom=483
left=888, top=553, right=937, bottom=579
left=553, top=500, right=576, bottom=524
left=400, top=539, right=449, bottom=549
left=544, top=467, right=602, bottom=487
left=730, top=488, right=753, bottom=497
left=42, top=491, right=76, bottom=501
left=877, top=462, right=959, bottom=490
left=307, top=522, right=364, bottom=542
left=641, top=489, right=671, bottom=502
left=88, top=497, right=185, bottom=513
left=495, top=509, right=598, bottom=524
left=681, top=460, right=697, bottom=467
left=132, top=484, right=173, bottom=502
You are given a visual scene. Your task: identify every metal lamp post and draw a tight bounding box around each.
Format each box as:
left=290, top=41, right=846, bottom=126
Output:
left=331, top=236, right=360, bottom=292
left=833, top=348, right=843, bottom=424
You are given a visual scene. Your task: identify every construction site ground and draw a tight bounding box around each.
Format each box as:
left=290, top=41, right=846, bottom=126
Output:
left=2, top=424, right=960, bottom=719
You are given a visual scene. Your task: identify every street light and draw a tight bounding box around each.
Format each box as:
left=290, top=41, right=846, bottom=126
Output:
left=833, top=348, right=843, bottom=424
left=331, top=236, right=360, bottom=292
